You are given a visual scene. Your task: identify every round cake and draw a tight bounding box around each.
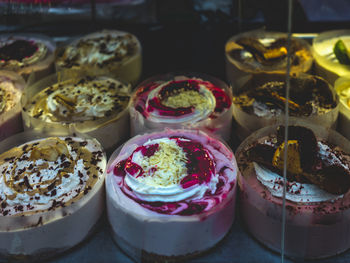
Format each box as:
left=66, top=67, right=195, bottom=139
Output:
left=130, top=73, right=233, bottom=141
left=0, top=131, right=106, bottom=261
left=312, top=30, right=350, bottom=85
left=0, top=71, right=26, bottom=141
left=106, top=129, right=237, bottom=261
left=22, top=75, right=131, bottom=153
left=0, top=34, right=55, bottom=81
left=236, top=120, right=350, bottom=259
left=225, top=30, right=313, bottom=92
left=232, top=73, right=338, bottom=140
left=334, top=75, right=350, bottom=140
left=55, top=29, right=142, bottom=85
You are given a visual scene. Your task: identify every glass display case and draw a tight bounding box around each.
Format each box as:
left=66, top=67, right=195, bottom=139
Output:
left=1, top=0, right=350, bottom=262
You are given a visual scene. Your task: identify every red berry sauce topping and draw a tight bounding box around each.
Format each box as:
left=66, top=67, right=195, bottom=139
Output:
left=112, top=136, right=233, bottom=215
left=0, top=39, right=39, bottom=62
left=133, top=78, right=231, bottom=119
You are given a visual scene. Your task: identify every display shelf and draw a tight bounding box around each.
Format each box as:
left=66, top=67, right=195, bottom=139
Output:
left=49, top=210, right=350, bottom=263
left=49, top=212, right=284, bottom=263
left=1, top=4, right=350, bottom=261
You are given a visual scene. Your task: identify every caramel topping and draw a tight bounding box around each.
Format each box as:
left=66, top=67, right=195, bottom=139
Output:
left=53, top=94, right=77, bottom=111
left=263, top=47, right=288, bottom=60
left=30, top=138, right=69, bottom=162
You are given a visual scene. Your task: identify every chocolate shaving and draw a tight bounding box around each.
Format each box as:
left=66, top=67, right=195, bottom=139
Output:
left=23, top=176, right=33, bottom=189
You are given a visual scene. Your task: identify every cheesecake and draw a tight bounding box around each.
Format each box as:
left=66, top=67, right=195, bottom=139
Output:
left=232, top=73, right=338, bottom=139
left=236, top=122, right=350, bottom=259
left=130, top=73, right=232, bottom=141
left=312, top=30, right=350, bottom=85
left=22, top=75, right=131, bottom=153
left=106, top=129, right=237, bottom=261
left=225, top=30, right=313, bottom=92
left=0, top=71, right=26, bottom=141
left=0, top=34, right=55, bottom=81
left=55, top=30, right=142, bottom=85
left=0, top=132, right=106, bottom=261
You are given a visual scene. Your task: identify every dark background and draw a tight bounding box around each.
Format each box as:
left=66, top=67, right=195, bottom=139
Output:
left=1, top=0, right=350, bottom=84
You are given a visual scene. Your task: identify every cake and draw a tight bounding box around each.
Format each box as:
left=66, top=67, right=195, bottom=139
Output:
left=106, top=129, right=237, bottom=261
left=232, top=73, right=338, bottom=139
left=225, top=30, right=313, bottom=92
left=0, top=71, right=26, bottom=141
left=312, top=30, right=350, bottom=85
left=334, top=75, right=350, bottom=141
left=55, top=30, right=142, bottom=85
left=236, top=121, right=350, bottom=259
left=130, top=73, right=233, bottom=141
left=0, top=132, right=106, bottom=261
left=22, top=75, right=131, bottom=153
left=0, top=33, right=55, bottom=81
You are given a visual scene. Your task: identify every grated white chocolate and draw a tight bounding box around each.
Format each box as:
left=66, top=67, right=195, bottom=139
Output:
left=131, top=138, right=188, bottom=187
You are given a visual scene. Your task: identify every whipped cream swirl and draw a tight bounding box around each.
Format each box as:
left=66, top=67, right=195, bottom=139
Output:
left=0, top=76, right=22, bottom=114
left=133, top=77, right=232, bottom=122
left=124, top=138, right=218, bottom=202
left=110, top=130, right=237, bottom=215
left=57, top=32, right=139, bottom=68
left=27, top=77, right=130, bottom=123
left=0, top=137, right=105, bottom=216
left=254, top=162, right=341, bottom=203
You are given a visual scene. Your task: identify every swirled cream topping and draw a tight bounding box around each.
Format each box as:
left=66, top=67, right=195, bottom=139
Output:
left=0, top=136, right=105, bottom=216
left=56, top=32, right=139, bottom=68
left=254, top=162, right=341, bottom=203
left=26, top=77, right=130, bottom=123
left=111, top=131, right=237, bottom=215
left=0, top=76, right=22, bottom=114
left=123, top=138, right=218, bottom=202
left=146, top=80, right=216, bottom=122
left=134, top=77, right=232, bottom=123
left=0, top=38, right=47, bottom=70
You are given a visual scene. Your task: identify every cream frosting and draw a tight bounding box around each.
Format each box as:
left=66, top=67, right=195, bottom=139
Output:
left=0, top=136, right=105, bottom=216
left=145, top=79, right=216, bottom=123
left=254, top=162, right=341, bottom=203
left=0, top=76, right=22, bottom=114
left=56, top=32, right=139, bottom=68
left=124, top=138, right=219, bottom=202
left=26, top=77, right=130, bottom=123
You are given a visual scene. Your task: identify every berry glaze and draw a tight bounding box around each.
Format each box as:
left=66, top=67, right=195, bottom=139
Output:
left=0, top=40, right=38, bottom=62
left=134, top=78, right=232, bottom=119
left=110, top=131, right=237, bottom=216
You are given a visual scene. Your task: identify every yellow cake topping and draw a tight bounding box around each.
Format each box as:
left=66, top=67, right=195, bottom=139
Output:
left=272, top=140, right=303, bottom=175
left=263, top=47, right=287, bottom=60
left=162, top=90, right=208, bottom=112
left=136, top=140, right=188, bottom=187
